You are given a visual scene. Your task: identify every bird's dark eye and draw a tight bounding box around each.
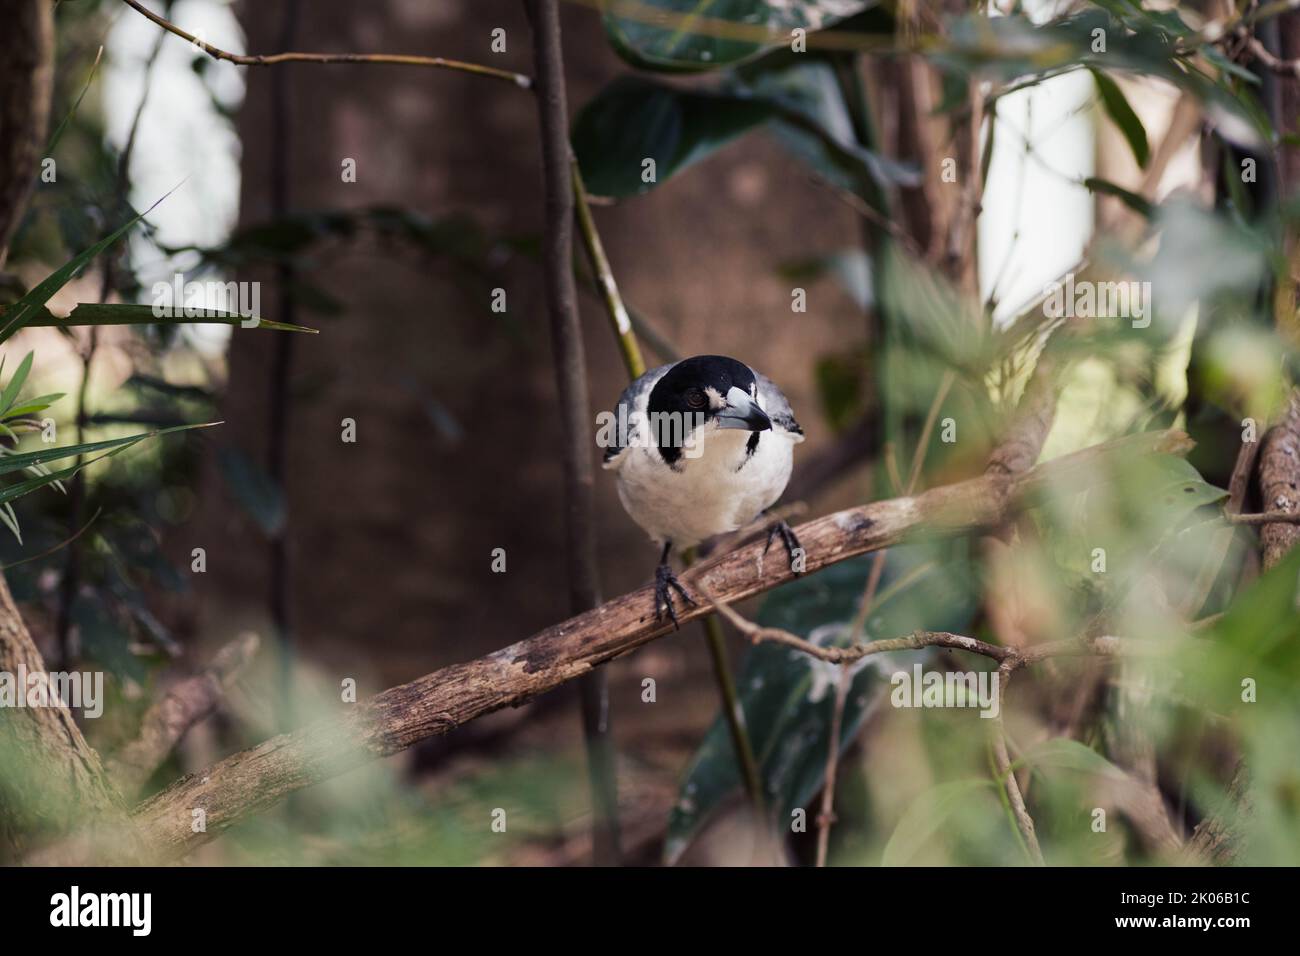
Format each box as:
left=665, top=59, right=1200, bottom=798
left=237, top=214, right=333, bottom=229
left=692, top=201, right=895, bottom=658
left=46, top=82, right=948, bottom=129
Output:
left=685, top=388, right=707, bottom=409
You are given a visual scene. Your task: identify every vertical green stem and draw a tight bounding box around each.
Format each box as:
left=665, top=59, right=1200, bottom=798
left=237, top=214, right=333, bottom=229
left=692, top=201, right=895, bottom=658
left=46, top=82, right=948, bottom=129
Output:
left=703, top=612, right=765, bottom=811
left=573, top=159, right=646, bottom=378
left=682, top=546, right=765, bottom=815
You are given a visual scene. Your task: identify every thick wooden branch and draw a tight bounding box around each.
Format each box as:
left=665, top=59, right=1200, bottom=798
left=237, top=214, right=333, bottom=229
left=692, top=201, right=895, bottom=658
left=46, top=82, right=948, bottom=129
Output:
left=1258, top=390, right=1300, bottom=571
left=22, top=428, right=1186, bottom=864
left=0, top=576, right=127, bottom=859
left=1184, top=761, right=1252, bottom=864
left=1186, top=389, right=1300, bottom=864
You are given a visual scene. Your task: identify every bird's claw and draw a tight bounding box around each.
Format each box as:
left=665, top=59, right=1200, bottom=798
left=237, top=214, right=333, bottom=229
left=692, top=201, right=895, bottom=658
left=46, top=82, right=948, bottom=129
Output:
left=764, top=519, right=804, bottom=574
left=654, top=562, right=696, bottom=629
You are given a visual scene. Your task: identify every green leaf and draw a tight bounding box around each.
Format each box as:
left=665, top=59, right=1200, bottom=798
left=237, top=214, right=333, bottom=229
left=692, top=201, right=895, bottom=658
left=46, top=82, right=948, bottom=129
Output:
left=0, top=186, right=179, bottom=344
left=1090, top=69, right=1149, bottom=168
left=1203, top=544, right=1300, bottom=681
left=46, top=46, right=104, bottom=155
left=0, top=423, right=215, bottom=480
left=1199, top=45, right=1261, bottom=86
left=573, top=66, right=916, bottom=200
left=665, top=622, right=904, bottom=865
left=1, top=302, right=317, bottom=334
left=665, top=543, right=980, bottom=864
left=935, top=11, right=1268, bottom=150
left=602, top=0, right=873, bottom=72
left=2, top=393, right=64, bottom=420
left=731, top=58, right=920, bottom=195
left=0, top=423, right=213, bottom=510
left=880, top=779, right=997, bottom=866
left=0, top=351, right=35, bottom=415
left=572, top=76, right=775, bottom=197
left=0, top=500, right=21, bottom=544
left=1083, top=177, right=1154, bottom=218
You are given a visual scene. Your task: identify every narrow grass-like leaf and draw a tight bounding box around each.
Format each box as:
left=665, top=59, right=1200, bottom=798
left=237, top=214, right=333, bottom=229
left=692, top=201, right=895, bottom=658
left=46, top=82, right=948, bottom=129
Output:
left=0, top=352, right=35, bottom=415
left=1083, top=177, right=1154, bottom=218
left=0, top=423, right=217, bottom=479
left=0, top=423, right=217, bottom=506
left=0, top=185, right=181, bottom=343
left=1090, top=68, right=1149, bottom=168
left=46, top=45, right=104, bottom=155
left=2, top=302, right=317, bottom=334
left=0, top=501, right=22, bottom=544
left=2, top=394, right=64, bottom=420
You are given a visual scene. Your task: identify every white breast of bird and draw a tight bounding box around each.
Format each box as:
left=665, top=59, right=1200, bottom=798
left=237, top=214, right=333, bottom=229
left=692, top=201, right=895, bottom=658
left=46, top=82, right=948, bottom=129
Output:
left=615, top=420, right=797, bottom=551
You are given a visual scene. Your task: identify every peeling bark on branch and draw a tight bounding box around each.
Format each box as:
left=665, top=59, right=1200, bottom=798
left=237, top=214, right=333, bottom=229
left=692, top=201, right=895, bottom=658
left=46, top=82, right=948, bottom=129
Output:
left=1258, top=390, right=1300, bottom=571
left=1185, top=761, right=1252, bottom=864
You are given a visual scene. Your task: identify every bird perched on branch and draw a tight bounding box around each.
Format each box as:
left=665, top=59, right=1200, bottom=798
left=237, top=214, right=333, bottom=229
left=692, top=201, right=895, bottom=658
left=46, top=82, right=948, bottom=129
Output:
left=601, top=354, right=804, bottom=626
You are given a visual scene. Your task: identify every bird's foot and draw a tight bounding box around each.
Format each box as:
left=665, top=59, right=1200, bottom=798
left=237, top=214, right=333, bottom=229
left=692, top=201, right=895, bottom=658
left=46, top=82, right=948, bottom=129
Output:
left=654, top=561, right=697, bottom=629
left=764, top=518, right=804, bottom=574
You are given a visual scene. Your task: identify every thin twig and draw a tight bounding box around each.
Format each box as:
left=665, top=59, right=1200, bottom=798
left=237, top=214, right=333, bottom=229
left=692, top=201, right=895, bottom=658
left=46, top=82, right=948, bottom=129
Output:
left=0, top=507, right=101, bottom=571
left=702, top=586, right=1133, bottom=668
left=118, top=0, right=531, bottom=88
left=988, top=662, right=1044, bottom=864
left=1225, top=508, right=1300, bottom=525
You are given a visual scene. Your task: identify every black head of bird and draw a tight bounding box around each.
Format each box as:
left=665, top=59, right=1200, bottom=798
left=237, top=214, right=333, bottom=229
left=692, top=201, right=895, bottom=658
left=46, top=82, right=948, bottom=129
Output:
left=602, top=354, right=805, bottom=627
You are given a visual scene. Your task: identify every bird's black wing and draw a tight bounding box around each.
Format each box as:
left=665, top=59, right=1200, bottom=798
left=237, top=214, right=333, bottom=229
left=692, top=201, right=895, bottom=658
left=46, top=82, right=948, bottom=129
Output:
left=602, top=362, right=675, bottom=468
left=755, top=371, right=804, bottom=440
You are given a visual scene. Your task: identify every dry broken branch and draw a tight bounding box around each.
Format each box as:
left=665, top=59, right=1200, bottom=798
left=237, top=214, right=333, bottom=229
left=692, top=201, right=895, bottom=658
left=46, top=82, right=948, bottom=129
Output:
left=119, top=0, right=531, bottom=88
left=106, top=633, right=260, bottom=799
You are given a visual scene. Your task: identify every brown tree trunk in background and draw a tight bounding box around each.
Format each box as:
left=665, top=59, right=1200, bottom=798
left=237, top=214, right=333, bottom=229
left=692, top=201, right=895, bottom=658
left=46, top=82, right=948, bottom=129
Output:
left=0, top=0, right=53, bottom=269
left=199, top=0, right=860, bottom=686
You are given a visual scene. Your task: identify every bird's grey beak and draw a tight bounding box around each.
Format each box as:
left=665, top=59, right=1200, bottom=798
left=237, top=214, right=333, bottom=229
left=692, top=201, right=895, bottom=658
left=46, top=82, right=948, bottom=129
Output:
left=717, top=385, right=771, bottom=431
